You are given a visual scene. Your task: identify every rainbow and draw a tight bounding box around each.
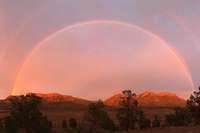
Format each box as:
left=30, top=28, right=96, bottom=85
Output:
left=11, top=20, right=195, bottom=95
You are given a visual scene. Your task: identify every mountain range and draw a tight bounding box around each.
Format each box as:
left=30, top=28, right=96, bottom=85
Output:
left=104, top=91, right=186, bottom=107
left=0, top=91, right=186, bottom=110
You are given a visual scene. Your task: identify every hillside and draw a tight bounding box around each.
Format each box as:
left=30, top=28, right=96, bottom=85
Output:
left=3, top=93, right=93, bottom=110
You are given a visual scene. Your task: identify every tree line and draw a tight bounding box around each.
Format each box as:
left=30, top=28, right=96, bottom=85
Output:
left=0, top=87, right=200, bottom=133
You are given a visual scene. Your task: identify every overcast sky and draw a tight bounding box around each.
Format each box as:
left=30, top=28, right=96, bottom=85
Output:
left=1, top=0, right=200, bottom=100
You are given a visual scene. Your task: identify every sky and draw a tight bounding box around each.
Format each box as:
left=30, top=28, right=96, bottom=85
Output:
left=0, top=0, right=200, bottom=100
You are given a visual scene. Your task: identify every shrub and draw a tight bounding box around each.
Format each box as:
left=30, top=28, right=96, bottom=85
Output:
left=152, top=114, right=161, bottom=128
left=62, top=120, right=67, bottom=129
left=137, top=111, right=151, bottom=129
left=0, top=117, right=4, bottom=133
left=69, top=118, right=77, bottom=128
left=4, top=116, right=17, bottom=133
left=187, top=86, right=200, bottom=124
left=165, top=107, right=191, bottom=126
left=80, top=99, right=116, bottom=132
left=9, top=94, right=52, bottom=132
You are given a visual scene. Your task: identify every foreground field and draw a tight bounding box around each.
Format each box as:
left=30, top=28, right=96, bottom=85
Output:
left=41, top=108, right=174, bottom=128
left=0, top=108, right=175, bottom=132
left=2, top=108, right=198, bottom=133
left=116, top=126, right=200, bottom=133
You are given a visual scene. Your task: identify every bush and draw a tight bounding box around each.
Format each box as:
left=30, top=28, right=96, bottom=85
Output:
left=137, top=111, right=151, bottom=129
left=69, top=118, right=77, bottom=128
left=62, top=120, right=67, bottom=129
left=187, top=86, right=200, bottom=124
left=36, top=115, right=52, bottom=133
left=165, top=107, right=191, bottom=126
left=9, top=94, right=52, bottom=133
left=0, top=117, right=4, bottom=133
left=80, top=99, right=116, bottom=132
left=4, top=116, right=17, bottom=133
left=152, top=114, right=160, bottom=128
left=165, top=113, right=176, bottom=126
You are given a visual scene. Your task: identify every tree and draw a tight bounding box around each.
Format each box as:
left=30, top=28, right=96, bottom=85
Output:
left=137, top=110, right=151, bottom=129
left=0, top=118, right=4, bottom=133
left=116, top=90, right=138, bottom=131
left=69, top=118, right=77, bottom=128
left=62, top=120, right=67, bottom=129
left=37, top=115, right=52, bottom=133
left=9, top=94, right=52, bottom=133
left=4, top=116, right=17, bottom=133
left=152, top=114, right=160, bottom=128
left=165, top=107, right=191, bottom=126
left=165, top=113, right=176, bottom=126
left=80, top=99, right=116, bottom=133
left=187, top=86, right=200, bottom=124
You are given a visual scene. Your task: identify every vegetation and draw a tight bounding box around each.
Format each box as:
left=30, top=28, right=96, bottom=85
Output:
left=62, top=119, right=67, bottom=129
left=137, top=110, right=151, bottom=129
left=78, top=99, right=116, bottom=133
left=116, top=90, right=151, bottom=131
left=164, top=87, right=200, bottom=127
left=69, top=118, right=78, bottom=128
left=163, top=87, right=200, bottom=127
left=0, top=118, right=4, bottom=133
left=165, top=106, right=191, bottom=126
left=4, top=116, right=18, bottom=133
left=152, top=114, right=161, bottom=128
left=8, top=94, right=52, bottom=133
left=116, top=90, right=138, bottom=131
left=186, top=86, right=200, bottom=124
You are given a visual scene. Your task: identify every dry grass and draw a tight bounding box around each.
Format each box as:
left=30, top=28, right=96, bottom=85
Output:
left=1, top=108, right=199, bottom=133
left=40, top=108, right=175, bottom=132
left=115, top=126, right=200, bottom=133
left=41, top=110, right=86, bottom=128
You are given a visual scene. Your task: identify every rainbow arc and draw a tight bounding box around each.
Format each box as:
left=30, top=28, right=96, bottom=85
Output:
left=12, top=20, right=195, bottom=95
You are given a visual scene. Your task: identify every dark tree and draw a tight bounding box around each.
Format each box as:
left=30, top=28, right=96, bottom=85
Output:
left=69, top=118, right=77, bottom=128
left=165, top=107, right=191, bottom=126
left=152, top=114, right=160, bottom=128
left=62, top=120, right=67, bottom=129
left=81, top=99, right=116, bottom=132
left=10, top=94, right=52, bottom=133
left=187, top=86, right=200, bottom=124
left=4, top=116, right=17, bottom=133
left=137, top=110, right=151, bottom=129
left=165, top=113, right=176, bottom=126
left=37, top=115, right=52, bottom=133
left=0, top=118, right=4, bottom=133
left=116, top=90, right=138, bottom=131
